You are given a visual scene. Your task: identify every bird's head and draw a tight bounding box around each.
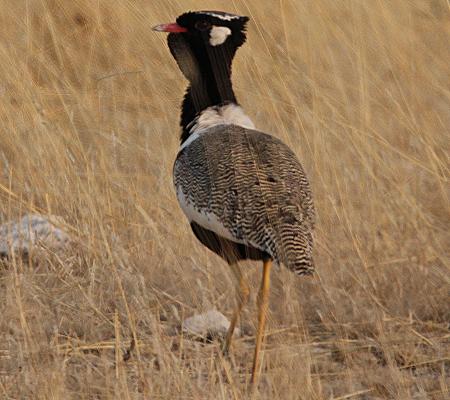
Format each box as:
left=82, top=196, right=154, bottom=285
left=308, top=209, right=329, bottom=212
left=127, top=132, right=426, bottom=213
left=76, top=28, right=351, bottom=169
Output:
left=153, top=11, right=249, bottom=82
left=153, top=10, right=249, bottom=49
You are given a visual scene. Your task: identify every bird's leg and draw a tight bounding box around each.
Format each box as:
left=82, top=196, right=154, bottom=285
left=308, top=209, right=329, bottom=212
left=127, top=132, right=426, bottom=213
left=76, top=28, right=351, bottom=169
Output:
left=251, top=258, right=272, bottom=387
left=222, top=262, right=250, bottom=355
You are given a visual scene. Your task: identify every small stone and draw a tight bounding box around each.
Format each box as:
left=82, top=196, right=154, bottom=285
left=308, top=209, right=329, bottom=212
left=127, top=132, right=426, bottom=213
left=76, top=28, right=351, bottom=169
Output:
left=0, top=214, right=71, bottom=257
left=182, top=310, right=240, bottom=340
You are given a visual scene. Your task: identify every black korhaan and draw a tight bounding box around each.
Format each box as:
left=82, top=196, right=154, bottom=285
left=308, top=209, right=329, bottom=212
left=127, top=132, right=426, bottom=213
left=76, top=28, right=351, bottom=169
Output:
left=153, top=10, right=315, bottom=387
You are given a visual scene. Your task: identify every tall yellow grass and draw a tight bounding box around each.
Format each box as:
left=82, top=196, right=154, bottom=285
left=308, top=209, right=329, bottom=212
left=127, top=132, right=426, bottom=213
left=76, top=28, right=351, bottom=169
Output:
left=0, top=1, right=448, bottom=398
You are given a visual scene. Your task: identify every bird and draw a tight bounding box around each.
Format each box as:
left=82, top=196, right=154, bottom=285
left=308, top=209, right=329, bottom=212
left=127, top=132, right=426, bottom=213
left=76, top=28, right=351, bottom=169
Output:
left=153, top=10, right=315, bottom=387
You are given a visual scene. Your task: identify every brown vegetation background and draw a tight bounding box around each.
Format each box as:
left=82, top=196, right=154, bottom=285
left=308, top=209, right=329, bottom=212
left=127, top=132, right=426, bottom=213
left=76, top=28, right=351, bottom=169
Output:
left=0, top=0, right=449, bottom=398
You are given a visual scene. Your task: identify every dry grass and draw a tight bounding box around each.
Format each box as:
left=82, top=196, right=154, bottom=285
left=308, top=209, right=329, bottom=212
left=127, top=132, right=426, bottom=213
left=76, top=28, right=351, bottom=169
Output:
left=0, top=0, right=449, bottom=398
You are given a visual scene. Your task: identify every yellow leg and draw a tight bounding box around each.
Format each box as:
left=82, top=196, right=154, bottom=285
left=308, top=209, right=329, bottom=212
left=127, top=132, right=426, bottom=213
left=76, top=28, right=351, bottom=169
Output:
left=251, top=258, right=272, bottom=388
left=223, top=262, right=250, bottom=355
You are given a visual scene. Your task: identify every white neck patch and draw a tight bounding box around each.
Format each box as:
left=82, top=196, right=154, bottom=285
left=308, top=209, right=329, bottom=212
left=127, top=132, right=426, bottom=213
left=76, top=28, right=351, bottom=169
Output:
left=180, top=104, right=255, bottom=151
left=190, top=104, right=255, bottom=134
left=209, top=26, right=232, bottom=46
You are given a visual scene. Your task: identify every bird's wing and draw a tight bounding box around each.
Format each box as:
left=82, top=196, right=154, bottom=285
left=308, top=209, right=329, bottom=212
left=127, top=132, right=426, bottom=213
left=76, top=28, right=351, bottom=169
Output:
left=174, top=124, right=315, bottom=275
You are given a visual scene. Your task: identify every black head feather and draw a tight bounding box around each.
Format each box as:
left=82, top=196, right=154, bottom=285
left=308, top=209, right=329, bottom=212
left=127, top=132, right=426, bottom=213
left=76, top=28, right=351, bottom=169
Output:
left=175, top=11, right=249, bottom=49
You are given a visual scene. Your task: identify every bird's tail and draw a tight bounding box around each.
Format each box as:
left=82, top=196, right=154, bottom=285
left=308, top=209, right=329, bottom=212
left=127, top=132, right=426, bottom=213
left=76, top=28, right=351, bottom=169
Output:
left=274, top=223, right=314, bottom=276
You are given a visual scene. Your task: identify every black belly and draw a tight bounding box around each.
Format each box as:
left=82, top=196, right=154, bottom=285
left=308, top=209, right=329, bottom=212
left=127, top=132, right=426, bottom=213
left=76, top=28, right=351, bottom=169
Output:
left=190, top=222, right=271, bottom=264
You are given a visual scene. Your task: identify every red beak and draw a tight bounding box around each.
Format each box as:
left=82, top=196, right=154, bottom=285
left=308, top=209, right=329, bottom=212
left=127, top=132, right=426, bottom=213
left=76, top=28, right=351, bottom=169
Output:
left=152, top=23, right=188, bottom=33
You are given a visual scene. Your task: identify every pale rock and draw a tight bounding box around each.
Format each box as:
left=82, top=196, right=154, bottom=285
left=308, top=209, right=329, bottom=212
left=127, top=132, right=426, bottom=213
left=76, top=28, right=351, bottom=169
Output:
left=183, top=309, right=240, bottom=339
left=0, top=214, right=71, bottom=256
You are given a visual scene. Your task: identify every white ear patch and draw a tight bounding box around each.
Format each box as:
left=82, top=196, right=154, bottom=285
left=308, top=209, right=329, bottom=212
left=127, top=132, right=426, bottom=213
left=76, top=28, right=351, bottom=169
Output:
left=209, top=26, right=232, bottom=46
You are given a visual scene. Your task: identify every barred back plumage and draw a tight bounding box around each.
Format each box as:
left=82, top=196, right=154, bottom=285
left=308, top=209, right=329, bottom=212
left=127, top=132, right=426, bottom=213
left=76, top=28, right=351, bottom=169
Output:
left=174, top=123, right=315, bottom=275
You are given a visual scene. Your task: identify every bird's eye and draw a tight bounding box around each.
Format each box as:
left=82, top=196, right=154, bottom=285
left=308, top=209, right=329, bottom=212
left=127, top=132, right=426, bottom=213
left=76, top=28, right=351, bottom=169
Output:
left=195, top=21, right=211, bottom=31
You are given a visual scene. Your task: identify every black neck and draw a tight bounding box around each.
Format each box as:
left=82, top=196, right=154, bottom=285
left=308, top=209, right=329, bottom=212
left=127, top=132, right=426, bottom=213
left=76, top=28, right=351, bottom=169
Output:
left=180, top=73, right=237, bottom=143
left=168, top=33, right=239, bottom=144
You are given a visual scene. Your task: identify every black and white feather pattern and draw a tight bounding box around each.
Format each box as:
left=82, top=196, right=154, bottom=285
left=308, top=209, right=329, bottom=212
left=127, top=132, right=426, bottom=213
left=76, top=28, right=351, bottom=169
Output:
left=174, top=123, right=315, bottom=275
